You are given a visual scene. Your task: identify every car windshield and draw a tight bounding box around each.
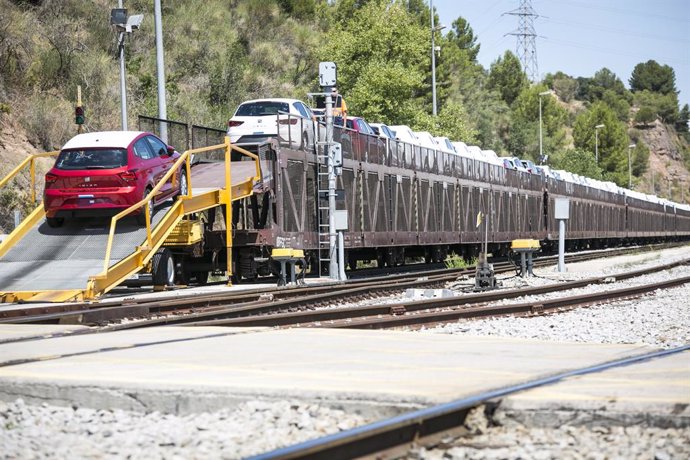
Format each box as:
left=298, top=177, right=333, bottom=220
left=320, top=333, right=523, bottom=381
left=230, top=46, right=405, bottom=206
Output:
left=55, top=149, right=127, bottom=170
left=235, top=101, right=290, bottom=117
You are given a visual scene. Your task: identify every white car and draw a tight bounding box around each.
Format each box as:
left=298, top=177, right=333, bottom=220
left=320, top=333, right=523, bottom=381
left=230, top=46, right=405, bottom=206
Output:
left=389, top=125, right=421, bottom=146
left=413, top=131, right=439, bottom=151
left=227, top=98, right=315, bottom=150
left=369, top=123, right=395, bottom=139
left=434, top=137, right=457, bottom=155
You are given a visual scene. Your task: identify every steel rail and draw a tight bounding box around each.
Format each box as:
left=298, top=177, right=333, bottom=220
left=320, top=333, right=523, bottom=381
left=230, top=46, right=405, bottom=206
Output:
left=1, top=243, right=676, bottom=324
left=249, top=344, right=690, bottom=460
left=169, top=258, right=690, bottom=329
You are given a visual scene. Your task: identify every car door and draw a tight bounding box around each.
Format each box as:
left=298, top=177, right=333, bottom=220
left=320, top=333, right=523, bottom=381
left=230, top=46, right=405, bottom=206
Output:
left=144, top=135, right=174, bottom=196
left=293, top=102, right=312, bottom=148
left=132, top=137, right=163, bottom=195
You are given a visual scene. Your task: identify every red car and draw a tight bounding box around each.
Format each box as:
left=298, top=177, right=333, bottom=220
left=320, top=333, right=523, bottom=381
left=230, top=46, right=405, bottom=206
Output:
left=43, top=131, right=185, bottom=227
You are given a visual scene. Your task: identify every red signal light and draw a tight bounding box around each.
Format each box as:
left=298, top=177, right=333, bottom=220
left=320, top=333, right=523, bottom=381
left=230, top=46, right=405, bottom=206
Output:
left=228, top=120, right=244, bottom=128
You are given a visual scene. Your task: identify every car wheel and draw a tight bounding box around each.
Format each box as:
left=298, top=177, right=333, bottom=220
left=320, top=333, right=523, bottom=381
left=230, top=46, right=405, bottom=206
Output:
left=46, top=217, right=64, bottom=228
left=152, top=248, right=175, bottom=286
left=136, top=188, right=154, bottom=225
left=177, top=172, right=188, bottom=198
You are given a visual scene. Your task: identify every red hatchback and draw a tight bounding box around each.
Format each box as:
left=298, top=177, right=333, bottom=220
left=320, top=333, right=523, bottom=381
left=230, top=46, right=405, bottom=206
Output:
left=43, top=131, right=185, bottom=227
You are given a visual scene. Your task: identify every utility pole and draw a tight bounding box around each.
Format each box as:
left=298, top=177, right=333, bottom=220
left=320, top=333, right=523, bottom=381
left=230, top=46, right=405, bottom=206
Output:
left=117, top=0, right=127, bottom=130
left=154, top=0, right=168, bottom=143
left=505, top=0, right=540, bottom=82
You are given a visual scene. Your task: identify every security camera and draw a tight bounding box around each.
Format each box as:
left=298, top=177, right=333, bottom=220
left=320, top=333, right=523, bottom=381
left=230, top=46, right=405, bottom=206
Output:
left=127, top=14, right=143, bottom=30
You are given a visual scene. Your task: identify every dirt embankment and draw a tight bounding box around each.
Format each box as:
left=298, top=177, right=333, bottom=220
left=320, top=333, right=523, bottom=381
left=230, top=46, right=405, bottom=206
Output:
left=636, top=119, right=690, bottom=203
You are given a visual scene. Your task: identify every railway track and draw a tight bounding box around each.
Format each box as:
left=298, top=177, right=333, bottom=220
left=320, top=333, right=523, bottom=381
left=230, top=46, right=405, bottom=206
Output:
left=249, top=344, right=690, bottom=460
left=161, top=258, right=690, bottom=329
left=0, top=243, right=685, bottom=327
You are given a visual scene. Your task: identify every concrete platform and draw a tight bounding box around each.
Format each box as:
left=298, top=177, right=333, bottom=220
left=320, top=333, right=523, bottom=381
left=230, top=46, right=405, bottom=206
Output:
left=1, top=325, right=687, bottom=424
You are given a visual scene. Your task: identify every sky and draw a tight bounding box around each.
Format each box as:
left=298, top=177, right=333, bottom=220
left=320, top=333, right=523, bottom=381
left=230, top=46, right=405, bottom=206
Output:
left=432, top=0, right=690, bottom=108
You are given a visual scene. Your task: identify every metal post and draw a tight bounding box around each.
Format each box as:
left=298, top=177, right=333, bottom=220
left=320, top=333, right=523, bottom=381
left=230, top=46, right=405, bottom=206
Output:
left=431, top=0, right=437, bottom=116
left=538, top=95, right=543, bottom=161
left=13, top=210, right=20, bottom=229
left=558, top=219, right=566, bottom=272
left=595, top=128, right=598, bottom=164
left=154, top=0, right=168, bottom=143
left=628, top=145, right=633, bottom=189
left=483, top=210, right=488, bottom=258
left=118, top=1, right=127, bottom=131
left=325, top=88, right=338, bottom=279
left=338, top=232, right=346, bottom=281
left=224, top=136, right=233, bottom=285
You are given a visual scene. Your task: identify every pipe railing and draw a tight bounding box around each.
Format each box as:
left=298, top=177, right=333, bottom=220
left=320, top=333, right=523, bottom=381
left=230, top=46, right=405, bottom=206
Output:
left=0, top=151, right=60, bottom=203
left=100, top=137, right=260, bottom=273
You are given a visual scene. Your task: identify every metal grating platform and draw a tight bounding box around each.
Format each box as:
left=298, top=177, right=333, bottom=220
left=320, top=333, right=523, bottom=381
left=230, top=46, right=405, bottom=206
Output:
left=0, top=204, right=170, bottom=291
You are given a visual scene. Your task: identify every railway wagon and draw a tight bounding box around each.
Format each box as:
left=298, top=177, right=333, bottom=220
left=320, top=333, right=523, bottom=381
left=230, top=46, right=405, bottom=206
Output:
left=219, top=123, right=690, bottom=279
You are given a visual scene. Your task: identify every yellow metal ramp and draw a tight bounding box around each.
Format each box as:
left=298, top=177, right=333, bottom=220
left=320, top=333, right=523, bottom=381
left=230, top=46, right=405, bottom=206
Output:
left=0, top=138, right=260, bottom=303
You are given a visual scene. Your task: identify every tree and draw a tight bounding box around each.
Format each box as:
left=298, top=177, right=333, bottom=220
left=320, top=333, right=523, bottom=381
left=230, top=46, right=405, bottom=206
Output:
left=588, top=68, right=630, bottom=102
left=633, top=90, right=679, bottom=124
left=630, top=60, right=677, bottom=95
left=634, top=106, right=656, bottom=126
left=413, top=100, right=478, bottom=144
left=487, top=51, right=528, bottom=106
left=551, top=149, right=603, bottom=180
left=508, top=85, right=568, bottom=160
left=676, top=104, right=689, bottom=133
left=573, top=102, right=630, bottom=186
left=601, top=89, right=631, bottom=122
left=446, top=17, right=480, bottom=62
left=320, top=0, right=428, bottom=124
left=631, top=142, right=649, bottom=177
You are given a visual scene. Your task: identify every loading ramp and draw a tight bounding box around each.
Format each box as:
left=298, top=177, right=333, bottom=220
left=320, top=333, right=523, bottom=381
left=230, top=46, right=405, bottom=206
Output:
left=0, top=138, right=261, bottom=303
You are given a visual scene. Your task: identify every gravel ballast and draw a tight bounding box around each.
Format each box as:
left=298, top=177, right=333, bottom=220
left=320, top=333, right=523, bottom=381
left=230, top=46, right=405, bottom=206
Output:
left=2, top=247, right=688, bottom=458
left=0, top=398, right=370, bottom=459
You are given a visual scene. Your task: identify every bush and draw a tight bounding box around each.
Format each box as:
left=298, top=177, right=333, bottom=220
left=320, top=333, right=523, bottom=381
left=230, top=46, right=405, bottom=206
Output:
left=634, top=106, right=656, bottom=126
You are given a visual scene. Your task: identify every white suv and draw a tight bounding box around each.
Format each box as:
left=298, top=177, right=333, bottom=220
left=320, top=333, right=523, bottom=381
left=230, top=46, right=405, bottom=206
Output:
left=227, top=98, right=315, bottom=150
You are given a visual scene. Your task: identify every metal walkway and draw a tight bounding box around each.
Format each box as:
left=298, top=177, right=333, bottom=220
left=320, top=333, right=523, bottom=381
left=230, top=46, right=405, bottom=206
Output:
left=0, top=139, right=260, bottom=303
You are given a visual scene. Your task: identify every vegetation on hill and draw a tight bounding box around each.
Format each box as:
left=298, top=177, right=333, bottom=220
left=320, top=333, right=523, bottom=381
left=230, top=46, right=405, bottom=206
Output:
left=1, top=0, right=689, bottom=216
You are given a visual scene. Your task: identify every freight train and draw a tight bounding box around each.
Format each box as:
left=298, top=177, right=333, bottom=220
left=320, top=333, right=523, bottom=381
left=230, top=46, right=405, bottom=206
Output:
left=179, top=119, right=690, bottom=281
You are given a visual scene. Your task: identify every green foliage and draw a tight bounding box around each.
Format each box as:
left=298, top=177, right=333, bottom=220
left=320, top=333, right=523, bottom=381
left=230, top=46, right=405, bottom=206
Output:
left=487, top=51, right=528, bottom=106
left=413, top=101, right=478, bottom=144
left=633, top=90, right=679, bottom=124
left=676, top=104, right=689, bottom=133
left=447, top=17, right=480, bottom=62
left=630, top=60, right=677, bottom=95
left=572, top=102, right=630, bottom=186
left=601, top=89, right=631, bottom=122
left=509, top=85, right=568, bottom=160
left=550, top=149, right=603, bottom=180
left=0, top=188, right=34, bottom=234
left=444, top=254, right=476, bottom=269
left=631, top=142, right=649, bottom=176
left=321, top=0, right=428, bottom=124
left=634, top=106, right=656, bottom=126
left=588, top=68, right=631, bottom=103
left=550, top=74, right=578, bottom=103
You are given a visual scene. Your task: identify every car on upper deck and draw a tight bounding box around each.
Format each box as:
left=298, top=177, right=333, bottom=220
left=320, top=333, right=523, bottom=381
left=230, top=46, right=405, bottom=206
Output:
left=43, top=131, right=184, bottom=227
left=369, top=123, right=395, bottom=140
left=227, top=98, right=315, bottom=150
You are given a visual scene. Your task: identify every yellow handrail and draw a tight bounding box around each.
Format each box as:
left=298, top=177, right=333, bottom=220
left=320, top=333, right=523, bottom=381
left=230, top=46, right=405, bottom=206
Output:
left=100, top=137, right=261, bottom=273
left=0, top=151, right=59, bottom=203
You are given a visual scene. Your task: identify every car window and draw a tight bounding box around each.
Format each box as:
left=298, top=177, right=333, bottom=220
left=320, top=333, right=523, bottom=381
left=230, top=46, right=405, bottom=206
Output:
left=383, top=126, right=394, bottom=138
left=133, top=138, right=155, bottom=160
left=358, top=120, right=371, bottom=134
left=55, top=149, right=127, bottom=170
left=293, top=102, right=310, bottom=119
left=236, top=101, right=290, bottom=116
left=346, top=119, right=355, bottom=130
left=145, top=136, right=168, bottom=157
left=371, top=126, right=380, bottom=135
